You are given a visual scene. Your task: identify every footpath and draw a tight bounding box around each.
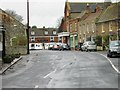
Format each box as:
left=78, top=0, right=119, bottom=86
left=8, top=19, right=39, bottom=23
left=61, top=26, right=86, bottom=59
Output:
left=97, top=51, right=120, bottom=74
left=0, top=57, right=22, bottom=75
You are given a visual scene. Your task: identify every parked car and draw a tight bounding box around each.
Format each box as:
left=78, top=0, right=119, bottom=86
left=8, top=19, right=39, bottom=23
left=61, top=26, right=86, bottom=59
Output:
left=81, top=41, right=97, bottom=51
left=107, top=40, right=120, bottom=57
left=48, top=42, right=56, bottom=50
left=62, top=43, right=70, bottom=50
left=52, top=43, right=63, bottom=50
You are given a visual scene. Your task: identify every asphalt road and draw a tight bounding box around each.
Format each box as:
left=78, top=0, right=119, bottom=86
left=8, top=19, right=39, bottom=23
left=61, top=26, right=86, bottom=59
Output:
left=2, top=50, right=119, bottom=88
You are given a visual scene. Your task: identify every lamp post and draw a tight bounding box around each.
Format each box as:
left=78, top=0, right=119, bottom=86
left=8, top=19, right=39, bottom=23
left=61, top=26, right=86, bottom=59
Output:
left=26, top=0, right=30, bottom=54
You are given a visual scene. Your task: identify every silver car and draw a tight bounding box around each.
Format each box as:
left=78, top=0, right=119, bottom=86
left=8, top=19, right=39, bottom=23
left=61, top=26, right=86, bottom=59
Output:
left=81, top=41, right=97, bottom=51
left=107, top=40, right=120, bottom=57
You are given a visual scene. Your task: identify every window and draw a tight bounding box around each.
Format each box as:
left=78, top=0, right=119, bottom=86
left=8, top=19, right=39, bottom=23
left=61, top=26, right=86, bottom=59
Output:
left=75, top=23, right=77, bottom=31
left=102, top=24, right=105, bottom=33
left=53, top=31, right=56, bottom=35
left=45, top=31, right=48, bottom=35
left=109, top=22, right=112, bottom=32
left=50, top=37, right=54, bottom=41
left=70, top=24, right=72, bottom=32
left=31, top=31, right=35, bottom=35
left=59, top=37, right=62, bottom=42
left=31, top=37, right=35, bottom=42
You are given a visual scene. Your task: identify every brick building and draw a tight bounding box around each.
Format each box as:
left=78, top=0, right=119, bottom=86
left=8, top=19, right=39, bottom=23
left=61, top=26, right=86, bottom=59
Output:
left=96, top=3, right=120, bottom=48
left=29, top=27, right=59, bottom=49
left=62, top=1, right=104, bottom=49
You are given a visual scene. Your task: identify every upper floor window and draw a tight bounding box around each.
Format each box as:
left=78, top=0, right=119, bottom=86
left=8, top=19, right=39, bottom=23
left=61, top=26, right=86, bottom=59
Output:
left=31, top=31, right=35, bottom=35
left=53, top=31, right=56, bottom=35
left=45, top=31, right=48, bottom=35
left=31, top=37, right=35, bottom=42
left=75, top=23, right=77, bottom=31
left=70, top=24, right=72, bottom=32
left=109, top=22, right=113, bottom=32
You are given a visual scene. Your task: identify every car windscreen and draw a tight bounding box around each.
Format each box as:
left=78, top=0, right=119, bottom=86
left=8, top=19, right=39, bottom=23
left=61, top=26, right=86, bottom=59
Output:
left=110, top=41, right=120, bottom=47
left=88, top=42, right=96, bottom=45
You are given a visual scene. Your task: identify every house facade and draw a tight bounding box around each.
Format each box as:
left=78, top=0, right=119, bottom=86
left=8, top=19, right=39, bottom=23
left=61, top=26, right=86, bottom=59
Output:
left=29, top=27, right=59, bottom=50
left=96, top=3, right=120, bottom=48
left=80, top=6, right=102, bottom=43
left=62, top=1, right=104, bottom=49
left=0, top=8, right=27, bottom=56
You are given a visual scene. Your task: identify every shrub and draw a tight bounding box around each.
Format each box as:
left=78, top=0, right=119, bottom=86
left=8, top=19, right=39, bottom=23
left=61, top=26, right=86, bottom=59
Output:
left=3, top=53, right=21, bottom=63
left=95, top=35, right=102, bottom=46
left=3, top=55, right=14, bottom=63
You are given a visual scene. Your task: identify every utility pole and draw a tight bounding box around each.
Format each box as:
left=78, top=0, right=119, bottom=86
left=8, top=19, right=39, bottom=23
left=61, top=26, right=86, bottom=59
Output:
left=26, top=0, right=30, bottom=54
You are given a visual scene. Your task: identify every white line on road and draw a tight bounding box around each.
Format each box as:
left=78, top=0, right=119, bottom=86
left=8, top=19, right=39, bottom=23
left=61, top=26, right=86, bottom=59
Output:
left=97, top=53, right=120, bottom=74
left=43, top=69, right=56, bottom=78
left=35, top=85, right=39, bottom=88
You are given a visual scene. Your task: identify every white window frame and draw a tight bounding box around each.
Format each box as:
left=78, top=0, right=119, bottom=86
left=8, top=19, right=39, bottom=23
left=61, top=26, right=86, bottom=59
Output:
left=31, top=37, right=35, bottom=42
left=31, top=31, right=35, bottom=35
left=53, top=31, right=56, bottom=35
left=70, top=24, right=72, bottom=32
left=50, top=37, right=54, bottom=41
left=45, top=31, right=48, bottom=35
left=75, top=22, right=77, bottom=31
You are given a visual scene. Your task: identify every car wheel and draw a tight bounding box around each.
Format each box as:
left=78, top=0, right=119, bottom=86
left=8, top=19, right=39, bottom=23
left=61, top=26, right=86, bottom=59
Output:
left=85, top=48, right=88, bottom=52
left=107, top=53, right=109, bottom=57
left=109, top=52, right=112, bottom=58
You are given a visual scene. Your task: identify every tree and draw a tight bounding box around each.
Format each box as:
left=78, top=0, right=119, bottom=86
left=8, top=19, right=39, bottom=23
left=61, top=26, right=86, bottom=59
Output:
left=32, top=25, right=37, bottom=28
left=5, top=9, right=23, bottom=22
left=56, top=16, right=63, bottom=28
left=95, top=35, right=102, bottom=46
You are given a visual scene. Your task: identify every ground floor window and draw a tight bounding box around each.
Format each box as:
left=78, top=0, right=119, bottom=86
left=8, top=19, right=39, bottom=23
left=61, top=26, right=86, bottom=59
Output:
left=50, top=37, right=54, bottom=41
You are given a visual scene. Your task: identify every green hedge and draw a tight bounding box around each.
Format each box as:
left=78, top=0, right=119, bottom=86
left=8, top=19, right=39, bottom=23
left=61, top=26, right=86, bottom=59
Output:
left=3, top=53, right=21, bottom=63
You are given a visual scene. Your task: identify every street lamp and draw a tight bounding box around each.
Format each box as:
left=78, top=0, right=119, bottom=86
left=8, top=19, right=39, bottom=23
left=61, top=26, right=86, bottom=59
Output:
left=26, top=0, right=30, bottom=54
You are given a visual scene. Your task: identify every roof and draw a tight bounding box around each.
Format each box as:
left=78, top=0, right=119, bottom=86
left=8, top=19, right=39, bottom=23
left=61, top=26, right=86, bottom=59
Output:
left=84, top=11, right=102, bottom=22
left=29, top=28, right=58, bottom=36
left=68, top=2, right=104, bottom=13
left=97, top=3, right=120, bottom=23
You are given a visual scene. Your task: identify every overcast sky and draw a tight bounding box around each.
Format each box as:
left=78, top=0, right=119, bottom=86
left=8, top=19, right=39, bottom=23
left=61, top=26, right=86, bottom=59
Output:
left=0, top=0, right=118, bottom=28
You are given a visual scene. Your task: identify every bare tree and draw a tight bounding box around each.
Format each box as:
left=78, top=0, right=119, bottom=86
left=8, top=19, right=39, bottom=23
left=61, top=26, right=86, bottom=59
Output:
left=5, top=9, right=23, bottom=22
left=56, top=16, right=63, bottom=28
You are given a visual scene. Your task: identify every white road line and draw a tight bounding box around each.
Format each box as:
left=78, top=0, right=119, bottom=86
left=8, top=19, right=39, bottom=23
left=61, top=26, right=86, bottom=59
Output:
left=43, top=69, right=56, bottom=78
left=34, top=85, right=39, bottom=88
left=97, top=53, right=120, bottom=74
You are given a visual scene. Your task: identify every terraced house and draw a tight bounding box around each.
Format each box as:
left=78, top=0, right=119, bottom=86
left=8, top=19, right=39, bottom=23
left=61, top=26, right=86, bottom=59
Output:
left=29, top=27, right=58, bottom=50
left=0, top=8, right=27, bottom=58
left=96, top=3, right=120, bottom=49
left=60, top=1, right=104, bottom=50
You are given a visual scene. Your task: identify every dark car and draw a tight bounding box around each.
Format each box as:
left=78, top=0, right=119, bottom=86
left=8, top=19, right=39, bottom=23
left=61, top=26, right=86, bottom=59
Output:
left=107, top=40, right=120, bottom=57
left=62, top=43, right=70, bottom=50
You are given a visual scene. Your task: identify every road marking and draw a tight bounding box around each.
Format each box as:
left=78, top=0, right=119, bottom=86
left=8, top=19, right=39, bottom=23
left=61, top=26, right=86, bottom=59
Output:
left=97, top=53, right=120, bottom=74
left=35, top=85, right=39, bottom=88
left=43, top=69, right=56, bottom=78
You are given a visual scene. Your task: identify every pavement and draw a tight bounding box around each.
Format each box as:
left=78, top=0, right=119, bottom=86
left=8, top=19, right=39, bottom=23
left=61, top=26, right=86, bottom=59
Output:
left=0, top=56, right=22, bottom=75
left=97, top=50, right=120, bottom=73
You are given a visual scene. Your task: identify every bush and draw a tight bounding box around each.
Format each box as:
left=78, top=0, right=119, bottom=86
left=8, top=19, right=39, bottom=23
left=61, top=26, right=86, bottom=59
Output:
left=3, top=53, right=21, bottom=63
left=3, top=55, right=14, bottom=63
left=95, top=35, right=102, bottom=46
left=14, top=53, right=21, bottom=58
